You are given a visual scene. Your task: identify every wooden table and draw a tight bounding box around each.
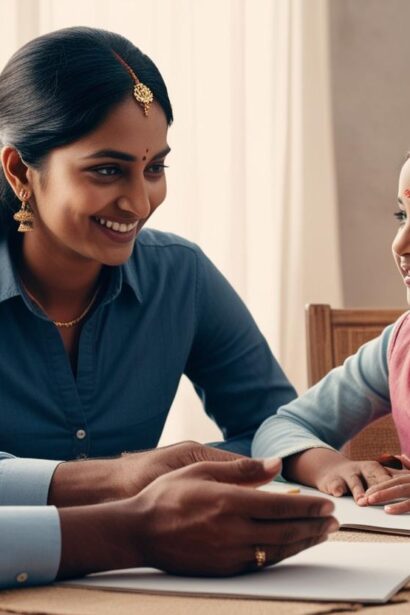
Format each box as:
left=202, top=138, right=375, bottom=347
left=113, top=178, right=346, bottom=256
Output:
left=0, top=530, right=408, bottom=615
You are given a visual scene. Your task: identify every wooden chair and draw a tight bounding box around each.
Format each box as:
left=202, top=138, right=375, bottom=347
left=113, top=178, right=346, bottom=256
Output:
left=305, top=304, right=404, bottom=460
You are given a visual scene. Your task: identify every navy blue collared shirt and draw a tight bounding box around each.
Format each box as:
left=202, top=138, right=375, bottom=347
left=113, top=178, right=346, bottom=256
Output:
left=0, top=227, right=295, bottom=467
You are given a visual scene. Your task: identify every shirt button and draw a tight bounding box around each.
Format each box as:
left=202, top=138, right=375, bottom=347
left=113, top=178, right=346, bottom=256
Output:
left=16, top=572, right=28, bottom=583
left=76, top=429, right=86, bottom=440
left=76, top=453, right=88, bottom=460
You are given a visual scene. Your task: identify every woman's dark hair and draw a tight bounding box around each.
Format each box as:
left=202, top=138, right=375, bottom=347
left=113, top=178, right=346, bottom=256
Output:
left=0, top=26, right=173, bottom=229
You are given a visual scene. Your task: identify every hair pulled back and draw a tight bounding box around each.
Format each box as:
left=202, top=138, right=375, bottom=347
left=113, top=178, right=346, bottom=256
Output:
left=0, top=26, right=173, bottom=230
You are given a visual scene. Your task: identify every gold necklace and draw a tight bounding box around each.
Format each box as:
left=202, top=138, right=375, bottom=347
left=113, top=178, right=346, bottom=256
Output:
left=21, top=282, right=100, bottom=328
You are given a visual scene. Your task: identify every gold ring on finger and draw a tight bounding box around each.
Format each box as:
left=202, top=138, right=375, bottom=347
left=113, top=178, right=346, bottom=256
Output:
left=255, top=546, right=267, bottom=568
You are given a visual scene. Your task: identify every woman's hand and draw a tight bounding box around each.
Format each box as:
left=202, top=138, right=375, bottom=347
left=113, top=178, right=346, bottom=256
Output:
left=58, top=456, right=338, bottom=579
left=358, top=454, right=410, bottom=514
left=283, top=448, right=393, bottom=503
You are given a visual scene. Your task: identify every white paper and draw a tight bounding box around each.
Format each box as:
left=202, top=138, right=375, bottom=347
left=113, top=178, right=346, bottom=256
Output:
left=63, top=543, right=410, bottom=603
left=260, top=481, right=410, bottom=535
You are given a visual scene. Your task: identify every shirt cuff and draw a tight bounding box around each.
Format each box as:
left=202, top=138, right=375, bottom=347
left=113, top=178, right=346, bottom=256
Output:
left=0, top=458, right=62, bottom=505
left=0, top=506, right=61, bottom=588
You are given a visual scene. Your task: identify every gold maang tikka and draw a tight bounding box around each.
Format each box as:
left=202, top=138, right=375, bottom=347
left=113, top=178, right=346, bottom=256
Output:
left=13, top=189, right=34, bottom=233
left=112, top=51, right=154, bottom=117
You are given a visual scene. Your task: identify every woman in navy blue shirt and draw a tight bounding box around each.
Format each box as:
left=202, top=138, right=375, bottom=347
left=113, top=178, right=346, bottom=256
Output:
left=0, top=27, right=295, bottom=465
left=0, top=26, right=335, bottom=577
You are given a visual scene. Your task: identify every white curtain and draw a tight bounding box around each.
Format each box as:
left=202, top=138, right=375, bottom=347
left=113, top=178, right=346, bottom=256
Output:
left=0, top=0, right=342, bottom=445
left=272, top=0, right=343, bottom=389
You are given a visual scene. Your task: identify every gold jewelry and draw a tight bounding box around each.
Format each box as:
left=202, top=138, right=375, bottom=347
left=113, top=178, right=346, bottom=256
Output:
left=112, top=50, right=154, bottom=116
left=21, top=282, right=100, bottom=328
left=14, top=190, right=34, bottom=233
left=255, top=546, right=267, bottom=568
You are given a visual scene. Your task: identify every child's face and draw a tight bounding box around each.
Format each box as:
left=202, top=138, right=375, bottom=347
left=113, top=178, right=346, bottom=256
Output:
left=392, top=157, right=410, bottom=304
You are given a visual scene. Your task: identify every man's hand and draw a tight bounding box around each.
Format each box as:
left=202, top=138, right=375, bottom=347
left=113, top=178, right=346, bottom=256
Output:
left=58, top=456, right=338, bottom=579
left=117, top=441, right=266, bottom=498
left=49, top=441, right=256, bottom=507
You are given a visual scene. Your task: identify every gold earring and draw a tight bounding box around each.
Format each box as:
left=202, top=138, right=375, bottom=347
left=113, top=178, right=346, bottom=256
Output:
left=13, top=189, right=34, bottom=232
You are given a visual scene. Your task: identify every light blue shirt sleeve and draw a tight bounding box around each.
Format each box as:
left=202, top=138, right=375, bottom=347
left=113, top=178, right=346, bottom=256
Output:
left=0, top=452, right=61, bottom=505
left=252, top=324, right=393, bottom=461
left=0, top=506, right=61, bottom=588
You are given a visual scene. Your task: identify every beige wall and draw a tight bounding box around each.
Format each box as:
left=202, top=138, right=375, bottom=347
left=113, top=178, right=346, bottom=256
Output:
left=329, top=0, right=410, bottom=308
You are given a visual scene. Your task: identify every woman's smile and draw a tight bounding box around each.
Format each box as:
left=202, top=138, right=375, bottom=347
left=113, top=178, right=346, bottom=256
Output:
left=92, top=215, right=139, bottom=244
left=94, top=216, right=139, bottom=233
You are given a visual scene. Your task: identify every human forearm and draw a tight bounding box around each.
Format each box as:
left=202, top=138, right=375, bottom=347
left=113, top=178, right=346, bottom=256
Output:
left=253, top=332, right=392, bottom=463
left=48, top=442, right=247, bottom=507
left=48, top=457, right=125, bottom=507
left=57, top=499, right=143, bottom=579
left=283, top=447, right=347, bottom=486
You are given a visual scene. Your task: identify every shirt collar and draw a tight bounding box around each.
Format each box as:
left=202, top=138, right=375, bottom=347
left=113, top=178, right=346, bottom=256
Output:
left=95, top=260, right=143, bottom=306
left=121, top=258, right=143, bottom=303
left=0, top=233, right=22, bottom=303
left=0, top=232, right=143, bottom=306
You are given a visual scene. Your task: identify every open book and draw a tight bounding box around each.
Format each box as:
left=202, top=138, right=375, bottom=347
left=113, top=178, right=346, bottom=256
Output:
left=260, top=481, right=410, bottom=535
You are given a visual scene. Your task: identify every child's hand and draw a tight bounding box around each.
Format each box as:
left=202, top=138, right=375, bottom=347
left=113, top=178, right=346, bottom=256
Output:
left=358, top=455, right=410, bottom=514
left=399, top=453, right=410, bottom=470
left=355, top=454, right=410, bottom=513
left=377, top=452, right=410, bottom=473
left=359, top=470, right=410, bottom=514
left=284, top=448, right=394, bottom=503
left=314, top=457, right=393, bottom=502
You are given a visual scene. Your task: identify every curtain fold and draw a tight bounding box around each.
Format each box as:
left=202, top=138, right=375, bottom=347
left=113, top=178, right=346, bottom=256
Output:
left=0, top=0, right=342, bottom=444
left=276, top=0, right=343, bottom=393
